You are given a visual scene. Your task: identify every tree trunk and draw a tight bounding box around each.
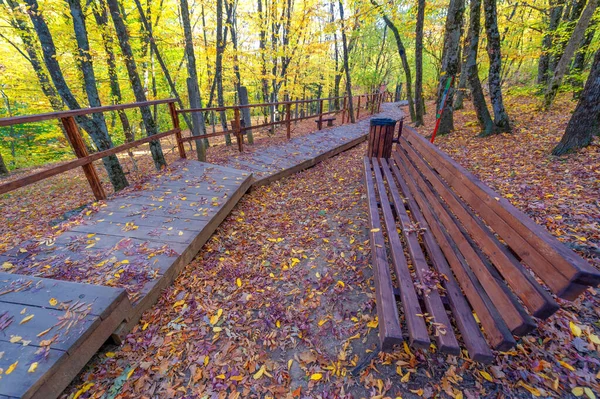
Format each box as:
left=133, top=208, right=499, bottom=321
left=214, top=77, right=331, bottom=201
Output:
left=339, top=0, right=355, bottom=123
left=570, top=21, right=597, bottom=97
left=436, top=0, right=465, bottom=135
left=552, top=49, right=600, bottom=155
left=25, top=0, right=129, bottom=191
left=92, top=0, right=137, bottom=171
left=414, top=0, right=425, bottom=125
left=466, top=0, right=496, bottom=136
left=537, top=0, right=565, bottom=85
left=180, top=0, right=207, bottom=161
left=483, top=0, right=511, bottom=132
left=0, top=151, right=8, bottom=175
left=544, top=0, right=598, bottom=109
left=453, top=30, right=470, bottom=110
left=106, top=0, right=166, bottom=170
left=215, top=0, right=232, bottom=145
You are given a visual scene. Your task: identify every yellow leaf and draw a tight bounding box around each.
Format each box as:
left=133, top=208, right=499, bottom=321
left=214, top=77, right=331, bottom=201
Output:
left=216, top=374, right=226, bottom=379
left=9, top=335, right=22, bottom=343
left=127, top=367, right=136, bottom=379
left=20, top=314, right=34, bottom=324
left=253, top=365, right=266, bottom=380
left=570, top=321, right=582, bottom=337
left=559, top=360, right=575, bottom=371
left=213, top=327, right=222, bottom=332
left=479, top=370, right=494, bottom=382
left=2, top=261, right=14, bottom=270
left=310, top=373, right=322, bottom=381
left=370, top=228, right=380, bottom=233
left=6, top=361, right=18, bottom=374
left=288, top=359, right=293, bottom=370
left=401, top=371, right=411, bottom=383
left=173, top=300, right=185, bottom=308
left=589, top=334, right=600, bottom=345
left=336, top=280, right=345, bottom=288
left=366, top=317, right=378, bottom=329
left=106, top=352, right=115, bottom=358
left=517, top=381, right=541, bottom=397
left=230, top=375, right=243, bottom=381
left=210, top=309, right=223, bottom=325
left=573, top=387, right=585, bottom=397
left=49, top=298, right=58, bottom=306
left=73, top=382, right=94, bottom=399
left=28, top=362, right=38, bottom=373
left=236, top=278, right=242, bottom=287
left=584, top=387, right=596, bottom=399
left=276, top=320, right=281, bottom=328
left=505, top=194, right=514, bottom=198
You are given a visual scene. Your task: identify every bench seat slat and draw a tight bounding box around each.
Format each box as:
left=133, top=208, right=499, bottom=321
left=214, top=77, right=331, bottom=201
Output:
left=375, top=158, right=460, bottom=354
left=363, top=157, right=404, bottom=350
left=394, top=149, right=536, bottom=336
left=400, top=140, right=559, bottom=319
left=371, top=158, right=431, bottom=349
left=382, top=159, right=494, bottom=362
left=402, top=127, right=600, bottom=299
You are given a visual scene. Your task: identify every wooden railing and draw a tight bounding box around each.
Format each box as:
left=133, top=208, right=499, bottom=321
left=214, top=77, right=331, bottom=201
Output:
left=0, top=92, right=387, bottom=201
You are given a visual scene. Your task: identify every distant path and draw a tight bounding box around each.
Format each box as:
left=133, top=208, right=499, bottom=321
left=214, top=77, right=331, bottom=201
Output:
left=218, top=102, right=404, bottom=186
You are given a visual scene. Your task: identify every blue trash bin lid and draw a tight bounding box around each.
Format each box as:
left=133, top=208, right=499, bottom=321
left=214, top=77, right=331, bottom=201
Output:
left=370, top=117, right=397, bottom=126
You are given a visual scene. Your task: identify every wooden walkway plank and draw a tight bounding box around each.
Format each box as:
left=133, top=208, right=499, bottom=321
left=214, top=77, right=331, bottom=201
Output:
left=362, top=157, right=404, bottom=350
left=381, top=159, right=494, bottom=363
left=402, top=127, right=600, bottom=299
left=370, top=158, right=431, bottom=349
left=375, top=158, right=460, bottom=354
left=390, top=152, right=516, bottom=351
left=400, top=140, right=559, bottom=319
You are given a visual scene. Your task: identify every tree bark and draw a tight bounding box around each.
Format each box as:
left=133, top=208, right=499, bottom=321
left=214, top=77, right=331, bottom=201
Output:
left=92, top=0, right=137, bottom=171
left=552, top=49, right=600, bottom=155
left=215, top=0, right=232, bottom=144
left=537, top=0, right=565, bottom=85
left=106, top=0, right=166, bottom=170
left=0, top=151, right=8, bottom=175
left=415, top=0, right=425, bottom=125
left=436, top=0, right=464, bottom=135
left=466, top=0, right=496, bottom=136
left=339, top=0, right=355, bottom=123
left=483, top=0, right=511, bottom=132
left=544, top=0, right=598, bottom=109
left=180, top=0, right=207, bottom=160
left=24, top=0, right=129, bottom=191
left=570, top=21, right=597, bottom=96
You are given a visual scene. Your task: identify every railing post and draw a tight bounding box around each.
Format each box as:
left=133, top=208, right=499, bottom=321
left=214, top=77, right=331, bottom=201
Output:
left=234, top=106, right=243, bottom=152
left=356, top=95, right=361, bottom=120
left=168, top=102, right=187, bottom=159
left=371, top=94, right=376, bottom=115
left=317, top=99, right=324, bottom=130
left=341, top=96, right=347, bottom=124
left=286, top=102, right=291, bottom=139
left=60, top=116, right=106, bottom=201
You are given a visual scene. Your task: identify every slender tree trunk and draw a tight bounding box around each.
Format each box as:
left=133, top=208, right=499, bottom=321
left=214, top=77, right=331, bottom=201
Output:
left=466, top=0, right=496, bottom=136
left=339, top=0, right=355, bottom=123
left=414, top=0, right=425, bottom=125
left=215, top=0, right=232, bottom=144
left=92, top=0, right=137, bottom=171
left=0, top=151, right=8, bottom=175
left=330, top=1, right=341, bottom=109
left=544, top=0, right=598, bottom=109
left=180, top=0, right=207, bottom=161
left=552, top=49, right=600, bottom=155
left=436, top=0, right=465, bottom=135
left=453, top=33, right=470, bottom=110
left=106, top=0, right=166, bottom=170
left=25, top=0, right=129, bottom=191
left=483, top=0, right=511, bottom=132
left=538, top=0, right=565, bottom=85
left=570, top=21, right=597, bottom=97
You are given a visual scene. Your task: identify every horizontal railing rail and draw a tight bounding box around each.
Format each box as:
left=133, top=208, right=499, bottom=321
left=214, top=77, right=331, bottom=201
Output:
left=0, top=92, right=388, bottom=200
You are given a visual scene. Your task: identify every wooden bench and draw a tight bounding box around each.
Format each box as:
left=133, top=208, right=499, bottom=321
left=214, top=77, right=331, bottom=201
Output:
left=315, top=117, right=336, bottom=129
left=363, top=125, right=600, bottom=362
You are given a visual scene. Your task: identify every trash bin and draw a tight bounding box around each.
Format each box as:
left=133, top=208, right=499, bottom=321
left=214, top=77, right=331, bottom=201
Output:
left=368, top=117, right=398, bottom=159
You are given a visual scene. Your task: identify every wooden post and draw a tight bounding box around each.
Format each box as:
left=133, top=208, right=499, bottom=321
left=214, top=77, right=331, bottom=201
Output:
left=60, top=116, right=106, bottom=201
left=317, top=99, right=324, bottom=130
left=234, top=106, right=243, bottom=152
left=371, top=94, right=376, bottom=114
left=356, top=95, right=361, bottom=120
left=286, top=102, right=291, bottom=139
left=341, top=96, right=347, bottom=124
left=168, top=102, right=187, bottom=159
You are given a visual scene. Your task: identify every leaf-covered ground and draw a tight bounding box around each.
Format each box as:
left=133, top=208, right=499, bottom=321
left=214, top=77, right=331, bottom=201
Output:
left=2, top=95, right=599, bottom=398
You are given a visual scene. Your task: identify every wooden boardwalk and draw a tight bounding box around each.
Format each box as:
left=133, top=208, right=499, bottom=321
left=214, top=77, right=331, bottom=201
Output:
left=221, top=102, right=403, bottom=185
left=0, top=102, right=403, bottom=398
left=0, top=160, right=252, bottom=398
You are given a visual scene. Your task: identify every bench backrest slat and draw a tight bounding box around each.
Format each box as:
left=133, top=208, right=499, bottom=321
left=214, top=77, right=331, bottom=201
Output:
left=401, top=126, right=600, bottom=299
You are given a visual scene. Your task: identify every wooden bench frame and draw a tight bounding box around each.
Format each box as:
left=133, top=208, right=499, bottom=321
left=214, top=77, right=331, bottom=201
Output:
left=364, top=125, right=600, bottom=362
left=315, top=116, right=336, bottom=129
